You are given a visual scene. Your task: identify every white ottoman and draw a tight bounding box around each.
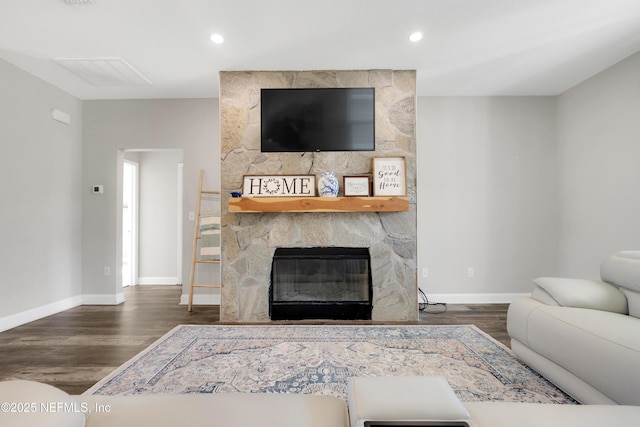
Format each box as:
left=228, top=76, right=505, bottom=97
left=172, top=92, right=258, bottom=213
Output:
left=347, top=376, right=473, bottom=427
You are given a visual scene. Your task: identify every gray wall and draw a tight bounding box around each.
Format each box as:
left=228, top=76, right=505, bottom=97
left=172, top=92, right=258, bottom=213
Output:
left=417, top=97, right=558, bottom=301
left=415, top=52, right=640, bottom=300
left=82, top=99, right=219, bottom=302
left=2, top=51, right=639, bottom=328
left=557, top=51, right=640, bottom=278
left=0, top=59, right=83, bottom=329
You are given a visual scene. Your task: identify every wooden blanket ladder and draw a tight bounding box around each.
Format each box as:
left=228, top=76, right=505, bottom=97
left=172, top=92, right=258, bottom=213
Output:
left=188, top=169, right=221, bottom=311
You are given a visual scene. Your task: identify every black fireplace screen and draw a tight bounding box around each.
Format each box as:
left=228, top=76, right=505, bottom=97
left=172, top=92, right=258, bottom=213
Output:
left=269, top=247, right=372, bottom=320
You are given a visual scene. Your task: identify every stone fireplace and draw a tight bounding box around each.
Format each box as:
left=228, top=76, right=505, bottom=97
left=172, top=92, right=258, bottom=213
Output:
left=219, top=70, right=417, bottom=322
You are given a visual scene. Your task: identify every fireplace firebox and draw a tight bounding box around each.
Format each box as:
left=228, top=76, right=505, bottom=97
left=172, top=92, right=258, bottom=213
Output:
left=269, top=247, right=373, bottom=320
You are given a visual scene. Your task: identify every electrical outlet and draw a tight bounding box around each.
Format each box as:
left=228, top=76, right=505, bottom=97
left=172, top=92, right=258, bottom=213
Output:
left=189, top=211, right=196, bottom=221
left=467, top=268, right=474, bottom=278
left=422, top=268, right=429, bottom=278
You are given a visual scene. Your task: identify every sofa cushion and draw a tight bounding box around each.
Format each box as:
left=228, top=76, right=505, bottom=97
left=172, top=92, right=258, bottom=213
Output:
left=465, top=402, right=640, bottom=427
left=0, top=380, right=85, bottom=427
left=600, top=251, right=640, bottom=292
left=347, top=376, right=470, bottom=427
left=80, top=393, right=347, bottom=427
left=620, top=288, right=640, bottom=318
left=524, top=304, right=640, bottom=405
left=532, top=277, right=628, bottom=314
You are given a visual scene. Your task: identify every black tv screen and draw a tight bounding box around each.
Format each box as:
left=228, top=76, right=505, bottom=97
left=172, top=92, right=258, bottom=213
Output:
left=261, top=88, right=375, bottom=152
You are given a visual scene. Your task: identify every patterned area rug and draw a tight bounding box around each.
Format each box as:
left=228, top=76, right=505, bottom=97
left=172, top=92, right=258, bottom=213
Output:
left=85, top=324, right=575, bottom=403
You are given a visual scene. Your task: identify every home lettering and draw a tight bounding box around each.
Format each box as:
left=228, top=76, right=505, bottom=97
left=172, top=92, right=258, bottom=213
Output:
left=283, top=177, right=312, bottom=195
left=247, top=178, right=264, bottom=195
left=245, top=176, right=314, bottom=196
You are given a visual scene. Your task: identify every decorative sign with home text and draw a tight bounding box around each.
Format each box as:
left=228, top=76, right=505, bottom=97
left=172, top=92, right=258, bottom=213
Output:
left=372, top=156, right=407, bottom=196
left=242, top=175, right=316, bottom=197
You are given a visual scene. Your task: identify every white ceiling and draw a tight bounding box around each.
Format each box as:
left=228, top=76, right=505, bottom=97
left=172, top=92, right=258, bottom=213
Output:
left=1, top=0, right=640, bottom=100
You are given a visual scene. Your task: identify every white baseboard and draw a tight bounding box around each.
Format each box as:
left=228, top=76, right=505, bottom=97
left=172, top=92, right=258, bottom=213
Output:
left=137, top=276, right=181, bottom=285
left=1, top=292, right=128, bottom=332
left=0, top=295, right=82, bottom=333
left=0, top=291, right=522, bottom=333
left=179, top=293, right=221, bottom=306
left=82, top=292, right=125, bottom=305
left=423, top=293, right=531, bottom=304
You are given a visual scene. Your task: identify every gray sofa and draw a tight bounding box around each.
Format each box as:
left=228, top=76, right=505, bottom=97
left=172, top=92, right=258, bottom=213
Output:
left=507, top=251, right=640, bottom=405
left=4, top=377, right=640, bottom=427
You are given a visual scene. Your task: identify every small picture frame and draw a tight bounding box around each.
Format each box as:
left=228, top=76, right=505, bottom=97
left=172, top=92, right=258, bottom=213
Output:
left=343, top=176, right=371, bottom=197
left=372, top=156, right=407, bottom=196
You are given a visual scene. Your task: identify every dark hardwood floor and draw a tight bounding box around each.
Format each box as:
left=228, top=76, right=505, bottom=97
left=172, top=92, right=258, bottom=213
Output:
left=0, top=286, right=509, bottom=394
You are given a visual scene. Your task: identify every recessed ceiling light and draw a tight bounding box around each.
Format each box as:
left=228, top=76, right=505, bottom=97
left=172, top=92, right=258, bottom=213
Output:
left=210, top=34, right=224, bottom=44
left=409, top=32, right=423, bottom=42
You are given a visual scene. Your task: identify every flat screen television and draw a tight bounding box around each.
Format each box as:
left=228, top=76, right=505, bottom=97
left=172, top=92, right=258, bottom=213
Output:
left=261, top=87, right=375, bottom=152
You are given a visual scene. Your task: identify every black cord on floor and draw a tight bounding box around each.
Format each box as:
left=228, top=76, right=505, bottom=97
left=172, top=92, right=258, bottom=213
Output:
left=418, top=288, right=448, bottom=314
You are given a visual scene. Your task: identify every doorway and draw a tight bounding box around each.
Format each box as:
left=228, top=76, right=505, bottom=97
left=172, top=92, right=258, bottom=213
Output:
left=121, top=150, right=184, bottom=287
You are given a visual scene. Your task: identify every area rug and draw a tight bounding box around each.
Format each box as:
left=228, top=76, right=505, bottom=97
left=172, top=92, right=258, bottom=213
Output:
left=85, top=324, right=575, bottom=404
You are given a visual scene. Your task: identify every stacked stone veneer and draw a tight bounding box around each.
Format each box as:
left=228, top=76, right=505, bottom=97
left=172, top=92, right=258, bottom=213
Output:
left=219, top=70, right=417, bottom=321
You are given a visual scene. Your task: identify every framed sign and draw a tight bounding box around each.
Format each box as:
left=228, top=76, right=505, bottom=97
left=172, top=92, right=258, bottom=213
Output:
left=372, top=156, right=407, bottom=196
left=242, top=175, right=316, bottom=197
left=343, top=176, right=370, bottom=197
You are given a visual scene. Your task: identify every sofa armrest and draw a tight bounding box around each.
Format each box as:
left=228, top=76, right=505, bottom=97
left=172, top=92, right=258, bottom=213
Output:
left=532, top=277, right=628, bottom=314
left=600, top=251, right=640, bottom=292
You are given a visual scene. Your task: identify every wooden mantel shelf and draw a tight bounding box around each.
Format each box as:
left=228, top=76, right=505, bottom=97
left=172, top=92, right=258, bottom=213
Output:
left=228, top=196, right=409, bottom=213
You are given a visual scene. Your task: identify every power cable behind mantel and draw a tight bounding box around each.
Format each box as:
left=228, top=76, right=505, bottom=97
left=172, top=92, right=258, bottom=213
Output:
left=419, top=287, right=447, bottom=314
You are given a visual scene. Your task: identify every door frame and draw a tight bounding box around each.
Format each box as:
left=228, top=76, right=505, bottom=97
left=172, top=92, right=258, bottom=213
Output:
left=122, top=159, right=139, bottom=287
